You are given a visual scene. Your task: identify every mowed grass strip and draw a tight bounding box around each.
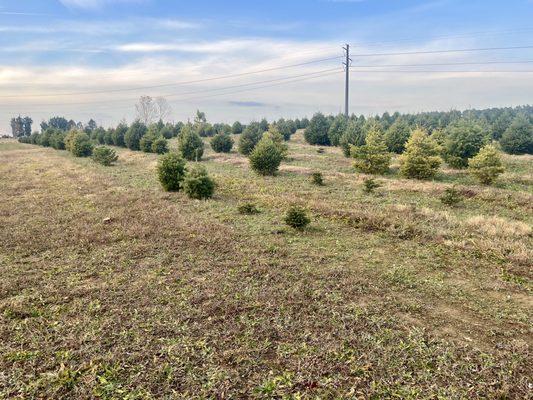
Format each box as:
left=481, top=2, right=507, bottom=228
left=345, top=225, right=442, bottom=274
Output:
left=0, top=140, right=531, bottom=399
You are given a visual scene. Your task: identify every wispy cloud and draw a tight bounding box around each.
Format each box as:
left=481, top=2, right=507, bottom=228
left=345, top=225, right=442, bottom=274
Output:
left=0, top=17, right=200, bottom=35
left=0, top=11, right=54, bottom=16
left=59, top=0, right=145, bottom=10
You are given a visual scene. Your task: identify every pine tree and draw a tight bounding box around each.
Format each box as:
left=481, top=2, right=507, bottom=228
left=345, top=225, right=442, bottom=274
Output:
left=352, top=128, right=391, bottom=174
left=249, top=137, right=284, bottom=175
left=327, top=114, right=347, bottom=146
left=384, top=119, right=411, bottom=154
left=499, top=114, right=532, bottom=155
left=444, top=119, right=488, bottom=168
left=468, top=144, right=505, bottom=184
left=339, top=118, right=366, bottom=157
left=304, top=112, right=330, bottom=145
left=400, top=128, right=442, bottom=179
left=178, top=124, right=204, bottom=161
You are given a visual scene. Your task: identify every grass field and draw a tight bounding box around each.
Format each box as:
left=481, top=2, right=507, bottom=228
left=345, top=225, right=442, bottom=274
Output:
left=0, top=133, right=531, bottom=399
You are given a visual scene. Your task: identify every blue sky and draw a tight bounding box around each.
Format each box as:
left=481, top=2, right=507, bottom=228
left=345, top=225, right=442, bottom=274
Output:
left=1, top=0, right=532, bottom=132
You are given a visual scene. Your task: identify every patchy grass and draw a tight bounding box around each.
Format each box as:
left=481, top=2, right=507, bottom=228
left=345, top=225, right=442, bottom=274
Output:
left=0, top=136, right=531, bottom=399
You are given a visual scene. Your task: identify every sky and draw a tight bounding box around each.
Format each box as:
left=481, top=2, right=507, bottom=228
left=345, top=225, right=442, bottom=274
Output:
left=0, top=0, right=532, bottom=133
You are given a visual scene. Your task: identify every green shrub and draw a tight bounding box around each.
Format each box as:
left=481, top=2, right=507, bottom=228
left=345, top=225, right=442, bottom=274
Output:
left=284, top=206, right=310, bottom=230
left=103, top=129, right=114, bottom=145
left=399, top=128, right=441, bottom=179
left=173, top=122, right=184, bottom=138
left=178, top=125, right=204, bottom=161
left=49, top=130, right=66, bottom=150
left=440, top=187, right=463, bottom=206
left=259, top=118, right=269, bottom=132
left=157, top=152, right=187, bottom=191
left=94, top=127, right=106, bottom=144
left=362, top=178, right=381, bottom=193
left=430, top=128, right=447, bottom=148
left=213, top=123, right=232, bottom=136
left=232, top=121, right=243, bottom=135
left=92, top=146, right=118, bottom=166
left=66, top=131, right=93, bottom=157
left=273, top=119, right=293, bottom=141
left=339, top=119, right=366, bottom=157
left=29, top=132, right=40, bottom=144
left=124, top=120, right=147, bottom=150
left=210, top=133, right=234, bottom=153
left=327, top=114, right=347, bottom=146
left=112, top=123, right=128, bottom=147
left=352, top=129, right=391, bottom=174
left=384, top=119, right=411, bottom=154
left=444, top=119, right=487, bottom=168
left=263, top=126, right=288, bottom=159
left=147, top=122, right=161, bottom=137
left=37, top=129, right=53, bottom=147
left=238, top=122, right=264, bottom=155
left=249, top=137, right=284, bottom=175
left=196, top=123, right=216, bottom=137
left=151, top=137, right=169, bottom=154
left=499, top=114, right=532, bottom=155
left=238, top=202, right=261, bottom=215
left=183, top=165, right=215, bottom=199
left=311, top=172, right=324, bottom=186
left=304, top=112, right=330, bottom=145
left=160, top=126, right=174, bottom=139
left=139, top=133, right=157, bottom=152
left=468, top=144, right=505, bottom=185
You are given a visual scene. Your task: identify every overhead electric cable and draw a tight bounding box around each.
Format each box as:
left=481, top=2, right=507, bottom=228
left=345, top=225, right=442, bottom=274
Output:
left=0, top=56, right=342, bottom=99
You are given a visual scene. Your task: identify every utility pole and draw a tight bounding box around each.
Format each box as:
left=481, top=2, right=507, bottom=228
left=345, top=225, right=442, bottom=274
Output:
left=342, top=44, right=351, bottom=118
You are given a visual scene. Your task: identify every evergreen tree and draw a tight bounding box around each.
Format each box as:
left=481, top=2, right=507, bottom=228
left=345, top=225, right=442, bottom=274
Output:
left=468, top=144, right=505, bottom=184
left=263, top=125, right=288, bottom=159
left=400, top=128, right=442, bottom=179
left=384, top=119, right=411, bottom=154
left=232, top=121, right=243, bottom=135
left=304, top=112, right=331, bottom=145
left=352, top=128, right=391, bottom=175
left=112, top=122, right=128, bottom=147
left=249, top=137, right=284, bottom=175
left=444, top=119, right=487, bottom=168
left=178, top=124, right=205, bottom=161
left=339, top=118, right=366, bottom=157
left=499, top=114, right=532, bottom=155
left=327, top=114, right=348, bottom=146
left=238, top=122, right=264, bottom=155
left=124, top=120, right=147, bottom=150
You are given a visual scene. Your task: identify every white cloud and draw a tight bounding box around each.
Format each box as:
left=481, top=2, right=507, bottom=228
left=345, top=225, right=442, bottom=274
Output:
left=1, top=35, right=532, bottom=133
left=59, top=0, right=145, bottom=9
left=0, top=17, right=200, bottom=35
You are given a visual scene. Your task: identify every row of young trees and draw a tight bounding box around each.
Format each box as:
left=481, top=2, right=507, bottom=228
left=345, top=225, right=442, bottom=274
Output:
left=304, top=106, right=532, bottom=156
left=342, top=123, right=506, bottom=184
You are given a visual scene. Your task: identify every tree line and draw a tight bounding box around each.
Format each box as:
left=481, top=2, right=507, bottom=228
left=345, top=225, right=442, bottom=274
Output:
left=304, top=105, right=532, bottom=157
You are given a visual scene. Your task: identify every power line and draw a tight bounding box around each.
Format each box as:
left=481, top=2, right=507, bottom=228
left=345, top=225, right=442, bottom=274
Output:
left=351, top=45, right=533, bottom=57
left=9, top=70, right=344, bottom=112
left=350, top=27, right=533, bottom=49
left=349, top=70, right=533, bottom=73
left=7, top=68, right=342, bottom=108
left=350, top=60, right=533, bottom=68
left=177, top=70, right=343, bottom=103
left=0, top=55, right=342, bottom=99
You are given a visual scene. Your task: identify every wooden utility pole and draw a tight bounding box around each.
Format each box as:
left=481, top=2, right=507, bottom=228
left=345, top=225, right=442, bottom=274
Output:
left=343, top=44, right=351, bottom=118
